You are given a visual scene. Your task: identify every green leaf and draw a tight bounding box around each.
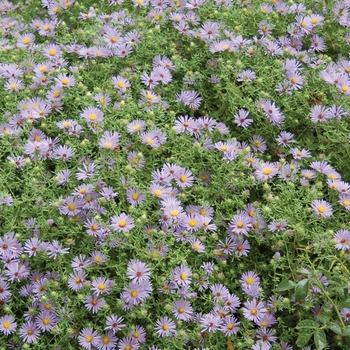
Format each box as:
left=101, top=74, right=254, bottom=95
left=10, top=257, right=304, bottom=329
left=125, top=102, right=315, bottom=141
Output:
left=297, top=267, right=312, bottom=275
left=343, top=326, right=350, bottom=336
left=296, top=331, right=312, bottom=347
left=314, top=329, right=327, bottom=350
left=275, top=280, right=297, bottom=292
left=328, top=323, right=343, bottom=335
left=296, top=320, right=318, bottom=329
left=317, top=314, right=330, bottom=324
left=295, top=279, right=309, bottom=302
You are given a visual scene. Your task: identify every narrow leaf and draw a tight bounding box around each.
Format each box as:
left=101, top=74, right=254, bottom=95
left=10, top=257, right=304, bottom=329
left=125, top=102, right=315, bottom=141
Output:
left=314, top=329, right=327, bottom=350
left=275, top=280, right=297, bottom=292
left=296, top=320, right=318, bottom=329
left=297, top=267, right=312, bottom=275
left=317, top=314, right=330, bottom=324
left=295, top=279, right=309, bottom=302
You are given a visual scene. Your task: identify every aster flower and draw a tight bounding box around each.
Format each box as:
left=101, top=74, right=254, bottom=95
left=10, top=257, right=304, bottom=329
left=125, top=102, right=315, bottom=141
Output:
left=155, top=316, right=176, bottom=337
left=234, top=108, right=253, bottom=128
left=127, top=151, right=146, bottom=168
left=235, top=238, right=250, bottom=256
left=120, top=281, right=151, bottom=306
left=110, top=213, right=135, bottom=232
left=90, top=251, right=107, bottom=265
left=99, top=131, right=120, bottom=150
left=200, top=314, right=222, bottom=332
left=210, top=283, right=230, bottom=301
left=311, top=200, right=333, bottom=218
left=118, top=336, right=140, bottom=350
left=78, top=327, right=101, bottom=350
left=127, top=119, right=146, bottom=134
left=4, top=77, right=24, bottom=92
left=290, top=147, right=311, bottom=159
left=219, top=316, right=240, bottom=336
left=310, top=105, right=332, bottom=123
left=127, top=259, right=151, bottom=283
left=334, top=230, right=350, bottom=250
left=105, top=314, right=125, bottom=333
left=229, top=212, right=252, bottom=236
left=0, top=315, right=16, bottom=335
left=19, top=321, right=40, bottom=343
left=171, top=265, right=192, bottom=287
left=81, top=107, right=104, bottom=124
left=91, top=277, right=113, bottom=296
left=254, top=162, right=279, bottom=181
left=36, top=310, right=60, bottom=332
left=241, top=271, right=260, bottom=289
left=242, top=299, right=267, bottom=323
left=175, top=90, right=202, bottom=110
left=341, top=308, right=350, bottom=321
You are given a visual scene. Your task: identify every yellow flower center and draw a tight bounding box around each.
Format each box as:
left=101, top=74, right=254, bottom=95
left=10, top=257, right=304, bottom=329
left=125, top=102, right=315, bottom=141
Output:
left=131, top=290, right=138, bottom=297
left=146, top=137, right=153, bottom=144
left=111, top=36, right=117, bottom=43
left=61, top=78, right=69, bottom=85
left=193, top=242, right=201, bottom=250
left=68, top=203, right=76, bottom=211
left=311, top=17, right=318, bottom=24
left=98, top=283, right=106, bottom=290
left=237, top=221, right=244, bottom=228
left=43, top=318, right=50, bottom=325
left=154, top=189, right=162, bottom=196
left=317, top=205, right=326, bottom=213
left=3, top=321, right=10, bottom=329
left=146, top=93, right=153, bottom=100
left=180, top=272, right=187, bottom=280
left=343, top=200, right=349, bottom=207
left=132, top=124, right=141, bottom=131
left=342, top=85, right=348, bottom=92
left=49, top=49, right=56, bottom=56
left=86, top=335, right=93, bottom=342
left=119, top=220, right=126, bottom=227
left=263, top=167, right=271, bottom=175
left=23, top=37, right=31, bottom=44
left=10, top=83, right=17, bottom=89
left=104, top=141, right=112, bottom=148
left=188, top=219, right=197, bottom=227
left=94, top=256, right=102, bottom=263
left=132, top=193, right=139, bottom=200
left=162, top=324, right=169, bottom=330
left=89, top=114, right=97, bottom=121
left=178, top=307, right=185, bottom=313
left=246, top=277, right=255, bottom=285
left=53, top=91, right=61, bottom=98
left=117, top=81, right=125, bottom=88
left=179, top=175, right=187, bottom=182
left=291, top=77, right=297, bottom=84
left=102, top=336, right=110, bottom=344
left=170, top=210, right=179, bottom=217
left=251, top=308, right=257, bottom=315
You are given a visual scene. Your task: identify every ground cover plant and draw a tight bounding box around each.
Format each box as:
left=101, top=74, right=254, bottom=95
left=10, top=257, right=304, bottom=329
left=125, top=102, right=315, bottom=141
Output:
left=1, top=0, right=350, bottom=349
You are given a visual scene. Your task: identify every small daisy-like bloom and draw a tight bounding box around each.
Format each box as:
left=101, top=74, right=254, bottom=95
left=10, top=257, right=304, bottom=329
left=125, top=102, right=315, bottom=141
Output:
left=36, top=310, right=60, bottom=332
left=173, top=300, right=193, bottom=321
left=155, top=316, right=176, bottom=337
left=19, top=321, right=40, bottom=343
left=127, top=151, right=146, bottom=169
left=53, top=145, right=75, bottom=161
left=43, top=44, right=63, bottom=59
left=200, top=314, right=222, bottom=332
left=112, top=75, right=131, bottom=92
left=240, top=271, right=260, bottom=290
left=175, top=90, right=202, bottom=110
left=242, top=299, right=267, bottom=324
left=118, top=336, right=140, bottom=350
left=171, top=265, right=192, bottom=287
left=127, top=119, right=146, bottom=134
left=334, top=230, right=350, bottom=250
left=311, top=200, right=333, bottom=218
left=339, top=193, right=350, bottom=210
left=219, top=316, right=240, bottom=336
left=127, top=259, right=151, bottom=283
left=140, top=129, right=167, bottom=148
left=97, top=331, right=118, bottom=350
left=105, top=314, right=125, bottom=333
left=234, top=108, right=253, bottom=128
left=341, top=308, right=350, bottom=321
left=4, top=77, right=24, bottom=92
left=120, top=282, right=150, bottom=306
left=190, top=239, right=205, bottom=253
left=237, top=69, right=256, bottom=82
left=235, top=239, right=250, bottom=256
left=78, top=327, right=101, bottom=350
left=210, top=283, right=230, bottom=301
left=183, top=214, right=202, bottom=232
left=99, top=131, right=120, bottom=150
left=55, top=73, right=76, bottom=88
left=310, top=104, right=332, bottom=123
left=254, top=162, right=279, bottom=181
left=276, top=131, right=296, bottom=147
left=199, top=21, right=220, bottom=40
left=85, top=294, right=106, bottom=313
left=129, top=325, right=146, bottom=343
left=91, top=277, right=113, bottom=296
left=59, top=196, right=84, bottom=216
left=229, top=212, right=252, bottom=236
left=126, top=187, right=146, bottom=206
left=110, top=213, right=135, bottom=232
left=90, top=251, right=107, bottom=265
left=290, top=147, right=311, bottom=159
left=0, top=315, right=16, bottom=335
left=17, top=33, right=36, bottom=49
left=81, top=107, right=104, bottom=123
left=174, top=167, right=194, bottom=188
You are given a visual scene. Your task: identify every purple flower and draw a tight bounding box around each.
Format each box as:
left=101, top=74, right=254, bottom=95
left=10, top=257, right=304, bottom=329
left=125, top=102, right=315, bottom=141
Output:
left=173, top=300, right=193, bottom=321
left=229, top=212, right=252, bottom=236
left=91, top=277, right=113, bottom=296
left=310, top=105, right=332, bottom=123
left=210, top=283, right=230, bottom=302
left=341, top=308, right=350, bottom=321
left=99, top=131, right=120, bottom=150
left=118, top=336, right=140, bottom=350
left=175, top=90, right=202, bottom=110
left=242, top=298, right=267, bottom=323
left=85, top=294, right=106, bottom=313
left=96, top=331, right=118, bottom=350
left=276, top=131, right=296, bottom=147
left=241, top=271, right=260, bottom=289
left=19, top=321, right=40, bottom=343
left=78, top=327, right=101, bottom=350
left=254, top=162, right=279, bottom=181
left=290, top=147, right=311, bottom=159
left=334, top=230, right=350, bottom=250
left=219, top=316, right=240, bottom=336
left=171, top=265, right=192, bottom=287
left=53, top=145, right=75, bottom=161
left=140, top=128, right=167, bottom=148
left=127, top=259, right=151, bottom=283
left=4, top=77, right=24, bottom=92
left=110, top=213, right=135, bottom=232
left=234, top=108, right=253, bottom=128
left=311, top=200, right=333, bottom=218
left=120, top=282, right=151, bottom=306
left=36, top=310, right=60, bottom=332
left=199, top=21, right=220, bottom=40
left=200, top=314, right=222, bottom=332
left=155, top=316, right=176, bottom=337
left=105, top=314, right=125, bottom=333
left=81, top=107, right=104, bottom=123
left=0, top=315, right=16, bottom=335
